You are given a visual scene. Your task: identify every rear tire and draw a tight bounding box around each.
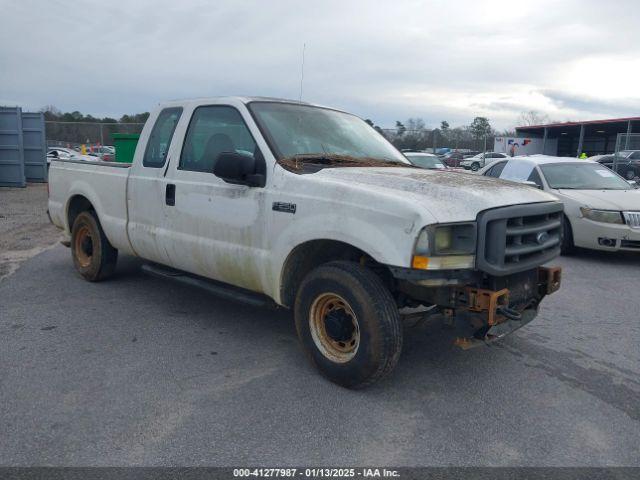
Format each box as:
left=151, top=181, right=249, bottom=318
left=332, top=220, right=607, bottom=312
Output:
left=71, top=211, right=118, bottom=281
left=561, top=215, right=575, bottom=255
left=294, top=261, right=403, bottom=389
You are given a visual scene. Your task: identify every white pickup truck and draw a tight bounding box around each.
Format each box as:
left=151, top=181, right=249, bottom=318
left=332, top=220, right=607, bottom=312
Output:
left=48, top=97, right=563, bottom=388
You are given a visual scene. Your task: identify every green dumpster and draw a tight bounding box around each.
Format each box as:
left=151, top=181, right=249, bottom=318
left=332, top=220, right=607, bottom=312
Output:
left=112, top=133, right=140, bottom=164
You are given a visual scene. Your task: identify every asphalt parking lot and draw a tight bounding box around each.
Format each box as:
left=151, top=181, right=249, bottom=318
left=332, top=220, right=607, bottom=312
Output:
left=1, top=187, right=639, bottom=466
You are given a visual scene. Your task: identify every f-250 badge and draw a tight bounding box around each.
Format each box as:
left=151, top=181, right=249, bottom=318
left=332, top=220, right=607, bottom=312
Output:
left=272, top=202, right=296, bottom=214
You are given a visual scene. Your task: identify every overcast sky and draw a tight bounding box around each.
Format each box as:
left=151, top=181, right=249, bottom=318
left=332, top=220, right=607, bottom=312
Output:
left=1, top=0, right=639, bottom=129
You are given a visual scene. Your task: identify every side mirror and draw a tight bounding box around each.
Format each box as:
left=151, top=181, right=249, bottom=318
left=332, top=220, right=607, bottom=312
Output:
left=213, top=151, right=264, bottom=187
left=628, top=180, right=638, bottom=188
left=520, top=180, right=542, bottom=189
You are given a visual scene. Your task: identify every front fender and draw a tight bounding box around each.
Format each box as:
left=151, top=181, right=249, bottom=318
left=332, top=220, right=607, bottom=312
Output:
left=266, top=213, right=415, bottom=304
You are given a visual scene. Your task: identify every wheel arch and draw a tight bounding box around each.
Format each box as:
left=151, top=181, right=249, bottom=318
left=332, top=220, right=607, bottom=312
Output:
left=66, top=194, right=97, bottom=232
left=279, top=239, right=393, bottom=308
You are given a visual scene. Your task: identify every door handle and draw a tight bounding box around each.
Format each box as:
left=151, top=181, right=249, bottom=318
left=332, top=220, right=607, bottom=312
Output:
left=165, top=184, right=176, bottom=206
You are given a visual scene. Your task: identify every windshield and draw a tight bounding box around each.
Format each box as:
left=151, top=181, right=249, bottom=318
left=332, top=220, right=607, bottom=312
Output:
left=405, top=154, right=445, bottom=169
left=248, top=102, right=408, bottom=165
left=540, top=163, right=631, bottom=190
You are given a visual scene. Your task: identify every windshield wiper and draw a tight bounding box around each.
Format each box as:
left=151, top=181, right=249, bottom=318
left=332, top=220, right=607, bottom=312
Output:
left=279, top=153, right=411, bottom=172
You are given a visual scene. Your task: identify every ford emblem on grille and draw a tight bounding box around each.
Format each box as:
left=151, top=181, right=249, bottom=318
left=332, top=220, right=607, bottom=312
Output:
left=536, top=231, right=550, bottom=244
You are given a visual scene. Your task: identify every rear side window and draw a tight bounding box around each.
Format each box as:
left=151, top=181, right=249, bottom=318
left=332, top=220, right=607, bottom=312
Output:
left=143, top=107, right=183, bottom=168
left=485, top=161, right=507, bottom=177
left=500, top=160, right=535, bottom=182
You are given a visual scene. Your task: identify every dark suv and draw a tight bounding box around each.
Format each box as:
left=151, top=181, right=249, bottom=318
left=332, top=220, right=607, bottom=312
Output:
left=594, top=151, right=640, bottom=180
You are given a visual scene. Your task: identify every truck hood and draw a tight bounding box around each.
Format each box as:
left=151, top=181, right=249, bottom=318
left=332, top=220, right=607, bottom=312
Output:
left=555, top=188, right=640, bottom=211
left=313, top=167, right=559, bottom=222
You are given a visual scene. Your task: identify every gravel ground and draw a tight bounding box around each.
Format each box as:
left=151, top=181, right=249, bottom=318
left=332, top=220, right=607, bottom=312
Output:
left=0, top=184, right=61, bottom=281
left=0, top=190, right=639, bottom=467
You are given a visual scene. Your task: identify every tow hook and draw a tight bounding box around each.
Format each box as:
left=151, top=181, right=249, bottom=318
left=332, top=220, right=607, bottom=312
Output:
left=538, top=266, right=562, bottom=295
left=496, top=306, right=521, bottom=321
left=462, top=286, right=510, bottom=326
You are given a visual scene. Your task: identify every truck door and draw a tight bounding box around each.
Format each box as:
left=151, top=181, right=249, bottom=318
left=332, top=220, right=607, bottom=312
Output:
left=161, top=104, right=269, bottom=293
left=127, top=107, right=184, bottom=266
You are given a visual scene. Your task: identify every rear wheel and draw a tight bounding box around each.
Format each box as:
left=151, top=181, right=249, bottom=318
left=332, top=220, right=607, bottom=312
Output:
left=561, top=215, right=575, bottom=255
left=71, top=211, right=118, bottom=281
left=294, top=261, right=402, bottom=388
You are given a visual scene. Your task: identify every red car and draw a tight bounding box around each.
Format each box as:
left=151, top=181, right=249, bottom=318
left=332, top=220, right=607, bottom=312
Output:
left=440, top=151, right=466, bottom=168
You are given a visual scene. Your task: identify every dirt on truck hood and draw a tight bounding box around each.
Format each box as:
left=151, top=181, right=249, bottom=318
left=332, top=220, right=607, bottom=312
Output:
left=313, top=167, right=560, bottom=222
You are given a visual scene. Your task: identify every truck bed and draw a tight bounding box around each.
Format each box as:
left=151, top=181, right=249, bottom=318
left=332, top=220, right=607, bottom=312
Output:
left=47, top=159, right=134, bottom=255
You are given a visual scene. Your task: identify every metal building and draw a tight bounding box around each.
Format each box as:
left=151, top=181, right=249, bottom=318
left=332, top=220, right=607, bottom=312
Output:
left=515, top=117, right=640, bottom=157
left=0, top=106, right=47, bottom=187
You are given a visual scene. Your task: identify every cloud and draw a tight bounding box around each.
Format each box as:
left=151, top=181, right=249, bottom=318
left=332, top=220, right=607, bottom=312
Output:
left=1, top=0, right=639, bottom=129
left=540, top=89, right=640, bottom=119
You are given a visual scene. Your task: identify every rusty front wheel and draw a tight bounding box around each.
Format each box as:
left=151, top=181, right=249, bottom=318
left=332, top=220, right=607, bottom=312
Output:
left=71, top=211, right=118, bottom=282
left=294, top=261, right=402, bottom=389
left=309, top=293, right=360, bottom=363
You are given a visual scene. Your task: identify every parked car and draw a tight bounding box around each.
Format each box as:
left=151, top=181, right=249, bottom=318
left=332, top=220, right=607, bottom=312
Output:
left=47, top=148, right=95, bottom=166
left=48, top=96, right=563, bottom=388
left=47, top=148, right=75, bottom=164
left=590, top=151, right=640, bottom=180
left=403, top=152, right=447, bottom=170
left=462, top=151, right=481, bottom=159
left=88, top=146, right=115, bottom=161
left=440, top=151, right=466, bottom=167
left=460, top=152, right=508, bottom=171
left=479, top=156, right=640, bottom=253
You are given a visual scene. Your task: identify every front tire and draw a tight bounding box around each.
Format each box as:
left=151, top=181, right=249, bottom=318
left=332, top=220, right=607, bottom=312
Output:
left=294, top=261, right=403, bottom=389
left=561, top=215, right=575, bottom=255
left=471, top=162, right=480, bottom=171
left=625, top=169, right=636, bottom=180
left=71, top=211, right=118, bottom=281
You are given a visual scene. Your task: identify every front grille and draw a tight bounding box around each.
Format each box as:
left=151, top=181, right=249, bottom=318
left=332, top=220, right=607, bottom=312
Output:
left=623, top=211, right=640, bottom=229
left=477, top=202, right=563, bottom=276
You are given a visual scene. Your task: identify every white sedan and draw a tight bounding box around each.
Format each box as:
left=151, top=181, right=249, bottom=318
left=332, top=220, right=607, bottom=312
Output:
left=460, top=152, right=508, bottom=171
left=403, top=152, right=447, bottom=170
left=479, top=156, right=640, bottom=253
left=47, top=148, right=98, bottom=165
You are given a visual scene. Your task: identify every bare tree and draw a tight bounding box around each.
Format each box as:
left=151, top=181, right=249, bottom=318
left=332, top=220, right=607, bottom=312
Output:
left=517, top=110, right=550, bottom=126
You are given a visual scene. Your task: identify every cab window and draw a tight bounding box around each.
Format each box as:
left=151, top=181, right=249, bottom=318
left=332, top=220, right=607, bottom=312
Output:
left=179, top=106, right=258, bottom=173
left=143, top=107, right=183, bottom=168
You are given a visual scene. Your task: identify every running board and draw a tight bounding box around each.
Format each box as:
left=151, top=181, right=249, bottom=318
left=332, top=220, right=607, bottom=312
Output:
left=141, top=263, right=278, bottom=310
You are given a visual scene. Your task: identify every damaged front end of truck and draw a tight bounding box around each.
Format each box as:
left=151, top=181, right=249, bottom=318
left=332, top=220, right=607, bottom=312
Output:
left=391, top=201, right=564, bottom=348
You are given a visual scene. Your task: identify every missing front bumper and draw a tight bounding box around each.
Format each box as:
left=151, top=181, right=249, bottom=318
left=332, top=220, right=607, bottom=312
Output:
left=453, top=265, right=562, bottom=349
left=453, top=308, right=538, bottom=349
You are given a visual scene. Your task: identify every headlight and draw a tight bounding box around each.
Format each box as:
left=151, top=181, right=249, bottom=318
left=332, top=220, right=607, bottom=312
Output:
left=580, top=208, right=623, bottom=224
left=412, top=223, right=477, bottom=270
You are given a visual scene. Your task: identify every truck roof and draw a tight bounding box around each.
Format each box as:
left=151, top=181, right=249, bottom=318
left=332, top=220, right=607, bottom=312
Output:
left=157, top=96, right=343, bottom=112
